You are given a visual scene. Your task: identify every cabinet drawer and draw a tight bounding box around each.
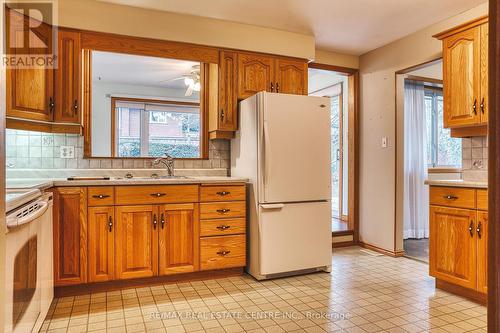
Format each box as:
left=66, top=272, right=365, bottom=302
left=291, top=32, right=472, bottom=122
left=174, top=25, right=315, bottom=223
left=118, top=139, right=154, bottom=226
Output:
left=200, top=235, right=246, bottom=270
left=477, top=189, right=488, bottom=211
left=88, top=186, right=114, bottom=206
left=115, top=185, right=199, bottom=205
left=429, top=186, right=476, bottom=209
left=200, top=185, right=246, bottom=202
left=200, top=202, right=246, bottom=219
left=200, top=218, right=246, bottom=237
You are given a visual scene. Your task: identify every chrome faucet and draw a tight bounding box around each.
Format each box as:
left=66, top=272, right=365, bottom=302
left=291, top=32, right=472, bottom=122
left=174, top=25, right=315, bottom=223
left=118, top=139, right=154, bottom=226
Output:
left=153, top=153, right=175, bottom=176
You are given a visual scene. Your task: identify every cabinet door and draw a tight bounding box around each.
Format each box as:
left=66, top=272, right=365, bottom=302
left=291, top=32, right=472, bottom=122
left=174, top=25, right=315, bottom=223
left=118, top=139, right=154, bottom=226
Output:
left=88, top=206, right=114, bottom=282
left=479, top=23, right=488, bottom=124
left=274, top=58, right=307, bottom=95
left=158, top=203, right=199, bottom=275
left=53, top=187, right=87, bottom=286
left=218, top=51, right=238, bottom=131
left=237, top=53, right=274, bottom=99
left=115, top=205, right=158, bottom=279
left=429, top=206, right=477, bottom=289
left=55, top=29, right=81, bottom=123
left=6, top=9, right=54, bottom=121
left=477, top=211, right=488, bottom=294
left=442, top=27, right=481, bottom=128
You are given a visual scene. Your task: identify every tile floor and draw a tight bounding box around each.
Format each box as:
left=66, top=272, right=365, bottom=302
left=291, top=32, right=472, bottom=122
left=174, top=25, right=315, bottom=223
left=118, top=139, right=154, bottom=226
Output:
left=40, top=247, right=486, bottom=333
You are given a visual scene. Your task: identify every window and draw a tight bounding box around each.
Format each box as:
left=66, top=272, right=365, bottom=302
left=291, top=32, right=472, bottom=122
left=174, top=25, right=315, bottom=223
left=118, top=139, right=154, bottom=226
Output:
left=113, top=99, right=201, bottom=158
left=425, top=89, right=461, bottom=167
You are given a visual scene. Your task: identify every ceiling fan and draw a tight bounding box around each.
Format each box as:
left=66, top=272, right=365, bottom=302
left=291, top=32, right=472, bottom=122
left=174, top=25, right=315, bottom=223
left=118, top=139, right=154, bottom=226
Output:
left=163, top=64, right=200, bottom=96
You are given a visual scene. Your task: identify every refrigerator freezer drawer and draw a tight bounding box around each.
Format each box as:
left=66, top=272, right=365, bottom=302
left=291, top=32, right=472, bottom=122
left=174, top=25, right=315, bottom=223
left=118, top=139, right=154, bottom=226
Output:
left=258, top=201, right=331, bottom=276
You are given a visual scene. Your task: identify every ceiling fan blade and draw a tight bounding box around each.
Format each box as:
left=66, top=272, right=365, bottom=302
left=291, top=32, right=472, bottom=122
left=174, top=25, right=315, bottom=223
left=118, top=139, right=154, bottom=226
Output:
left=185, top=85, right=194, bottom=96
left=159, top=77, right=185, bottom=83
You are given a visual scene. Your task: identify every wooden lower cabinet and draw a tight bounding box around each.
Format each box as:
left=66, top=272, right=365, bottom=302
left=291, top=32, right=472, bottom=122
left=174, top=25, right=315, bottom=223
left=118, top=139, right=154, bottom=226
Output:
left=53, top=187, right=87, bottom=286
left=158, top=203, right=199, bottom=275
left=477, top=211, right=488, bottom=294
left=429, top=206, right=477, bottom=290
left=115, top=205, right=158, bottom=280
left=88, top=206, right=114, bottom=282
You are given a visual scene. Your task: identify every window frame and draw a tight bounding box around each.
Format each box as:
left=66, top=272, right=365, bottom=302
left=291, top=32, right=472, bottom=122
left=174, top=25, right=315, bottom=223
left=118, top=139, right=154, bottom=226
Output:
left=425, top=87, right=462, bottom=169
left=111, top=97, right=203, bottom=159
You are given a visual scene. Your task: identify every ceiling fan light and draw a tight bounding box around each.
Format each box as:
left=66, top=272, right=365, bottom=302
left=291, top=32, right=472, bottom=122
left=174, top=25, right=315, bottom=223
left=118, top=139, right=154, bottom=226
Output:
left=184, top=77, right=194, bottom=86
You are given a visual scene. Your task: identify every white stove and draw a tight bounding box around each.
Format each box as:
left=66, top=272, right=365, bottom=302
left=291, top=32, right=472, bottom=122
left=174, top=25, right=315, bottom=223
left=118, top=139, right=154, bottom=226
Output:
left=6, top=189, right=42, bottom=213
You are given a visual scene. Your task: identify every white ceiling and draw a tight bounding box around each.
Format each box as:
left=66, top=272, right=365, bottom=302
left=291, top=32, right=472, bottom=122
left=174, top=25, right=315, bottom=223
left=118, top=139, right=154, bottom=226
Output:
left=92, top=51, right=199, bottom=89
left=308, top=68, right=345, bottom=95
left=99, top=0, right=487, bottom=55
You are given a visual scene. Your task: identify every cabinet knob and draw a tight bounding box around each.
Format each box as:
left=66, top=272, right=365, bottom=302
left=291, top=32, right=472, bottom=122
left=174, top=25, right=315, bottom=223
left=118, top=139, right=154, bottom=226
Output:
left=216, top=250, right=231, bottom=256
left=153, top=214, right=157, bottom=230
left=443, top=195, right=458, bottom=200
left=108, top=216, right=113, bottom=232
left=216, top=225, right=231, bottom=230
left=160, top=213, right=165, bottom=230
left=150, top=193, right=166, bottom=197
left=92, top=194, right=110, bottom=199
left=216, top=209, right=231, bottom=214
left=473, top=99, right=477, bottom=115
left=480, top=97, right=485, bottom=114
left=276, top=82, right=280, bottom=93
left=220, top=109, right=225, bottom=120
left=73, top=100, right=78, bottom=114
left=477, top=222, right=482, bottom=239
left=469, top=221, right=474, bottom=237
left=49, top=97, right=55, bottom=113
left=270, top=82, right=274, bottom=92
left=216, top=191, right=230, bottom=196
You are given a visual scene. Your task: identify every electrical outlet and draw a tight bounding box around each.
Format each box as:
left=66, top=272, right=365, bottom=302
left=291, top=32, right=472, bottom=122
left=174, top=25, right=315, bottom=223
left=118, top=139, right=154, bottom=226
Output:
left=381, top=137, right=388, bottom=148
left=60, top=146, right=75, bottom=158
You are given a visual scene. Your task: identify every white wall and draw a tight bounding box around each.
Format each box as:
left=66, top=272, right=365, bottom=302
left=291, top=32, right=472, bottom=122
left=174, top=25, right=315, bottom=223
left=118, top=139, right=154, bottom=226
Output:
left=358, top=3, right=488, bottom=252
left=409, top=61, right=443, bottom=80
left=91, top=81, right=198, bottom=156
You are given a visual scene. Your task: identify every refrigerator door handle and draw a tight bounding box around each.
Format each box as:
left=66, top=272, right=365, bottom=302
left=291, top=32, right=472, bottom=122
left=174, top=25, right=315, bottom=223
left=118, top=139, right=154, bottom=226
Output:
left=261, top=203, right=285, bottom=210
left=263, top=121, right=271, bottom=189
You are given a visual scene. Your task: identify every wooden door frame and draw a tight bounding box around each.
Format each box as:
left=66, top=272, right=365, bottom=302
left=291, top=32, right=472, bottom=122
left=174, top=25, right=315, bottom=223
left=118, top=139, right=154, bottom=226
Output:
left=308, top=63, right=359, bottom=241
left=488, top=0, right=499, bottom=330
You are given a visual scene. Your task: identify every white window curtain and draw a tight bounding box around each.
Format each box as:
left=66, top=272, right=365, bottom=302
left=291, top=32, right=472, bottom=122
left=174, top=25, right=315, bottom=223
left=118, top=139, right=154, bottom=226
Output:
left=403, top=80, right=429, bottom=239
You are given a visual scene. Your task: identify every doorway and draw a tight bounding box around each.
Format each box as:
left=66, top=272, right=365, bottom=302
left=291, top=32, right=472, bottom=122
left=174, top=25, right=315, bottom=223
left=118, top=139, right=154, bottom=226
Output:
left=308, top=65, right=356, bottom=236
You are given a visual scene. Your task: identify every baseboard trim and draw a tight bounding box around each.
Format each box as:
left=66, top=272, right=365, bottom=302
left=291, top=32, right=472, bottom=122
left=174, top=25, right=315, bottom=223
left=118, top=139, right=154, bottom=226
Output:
left=332, top=241, right=357, bottom=248
left=436, top=279, right=487, bottom=305
left=359, top=242, right=405, bottom=257
left=55, top=268, right=244, bottom=297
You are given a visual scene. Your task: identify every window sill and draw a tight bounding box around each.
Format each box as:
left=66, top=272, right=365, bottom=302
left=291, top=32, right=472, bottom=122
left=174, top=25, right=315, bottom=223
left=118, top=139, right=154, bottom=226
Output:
left=428, top=167, right=462, bottom=174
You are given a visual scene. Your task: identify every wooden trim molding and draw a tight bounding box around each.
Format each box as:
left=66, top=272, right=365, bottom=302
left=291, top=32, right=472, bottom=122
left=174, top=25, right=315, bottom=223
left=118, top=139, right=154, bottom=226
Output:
left=308, top=62, right=358, bottom=75
left=405, top=75, right=443, bottom=85
left=359, top=242, right=405, bottom=257
left=80, top=30, right=219, bottom=64
left=488, top=0, right=499, bottom=330
left=6, top=117, right=82, bottom=134
left=332, top=241, right=356, bottom=248
left=433, top=15, right=489, bottom=40
left=427, top=167, right=462, bottom=174
left=450, top=125, right=488, bottom=138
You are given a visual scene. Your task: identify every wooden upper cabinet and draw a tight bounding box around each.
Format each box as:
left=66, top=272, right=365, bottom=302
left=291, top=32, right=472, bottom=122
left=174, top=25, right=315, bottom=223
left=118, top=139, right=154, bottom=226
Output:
left=52, top=187, right=87, bottom=286
left=237, top=53, right=274, bottom=99
left=55, top=29, right=81, bottom=123
left=477, top=211, right=488, bottom=294
left=115, top=205, right=158, bottom=280
left=479, top=23, right=488, bottom=124
left=442, top=26, right=481, bottom=128
left=6, top=9, right=54, bottom=122
left=88, top=206, right=114, bottom=283
left=274, top=58, right=308, bottom=95
left=429, top=206, right=477, bottom=290
left=158, top=203, right=199, bottom=275
left=436, top=17, right=488, bottom=129
left=218, top=51, right=238, bottom=131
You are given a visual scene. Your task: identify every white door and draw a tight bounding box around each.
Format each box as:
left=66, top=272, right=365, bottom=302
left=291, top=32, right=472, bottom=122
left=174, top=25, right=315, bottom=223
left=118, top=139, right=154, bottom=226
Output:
left=259, top=201, right=332, bottom=275
left=259, top=93, right=331, bottom=203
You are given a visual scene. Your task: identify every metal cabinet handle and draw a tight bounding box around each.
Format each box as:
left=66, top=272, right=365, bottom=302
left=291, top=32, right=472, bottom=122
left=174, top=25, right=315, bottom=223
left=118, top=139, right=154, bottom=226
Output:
left=270, top=82, right=274, bottom=92
left=480, top=97, right=485, bottom=114
left=160, top=213, right=165, bottom=230
left=477, top=222, right=482, bottom=239
left=469, top=221, right=474, bottom=237
left=150, top=193, right=166, bottom=197
left=153, top=214, right=157, bottom=230
left=49, top=97, right=55, bottom=113
left=92, top=194, right=110, bottom=199
left=73, top=99, right=78, bottom=114
left=473, top=99, right=477, bottom=115
left=443, top=195, right=459, bottom=200
left=108, top=216, right=113, bottom=232
left=216, top=225, right=231, bottom=230
left=216, top=209, right=231, bottom=214
left=216, top=191, right=231, bottom=196
left=216, top=250, right=231, bottom=256
left=220, top=109, right=225, bottom=121
left=276, top=82, right=280, bottom=93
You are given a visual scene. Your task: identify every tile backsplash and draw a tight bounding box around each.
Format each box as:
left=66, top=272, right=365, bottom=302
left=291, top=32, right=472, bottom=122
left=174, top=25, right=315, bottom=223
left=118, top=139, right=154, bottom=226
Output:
left=6, top=129, right=230, bottom=170
left=462, top=136, right=488, bottom=170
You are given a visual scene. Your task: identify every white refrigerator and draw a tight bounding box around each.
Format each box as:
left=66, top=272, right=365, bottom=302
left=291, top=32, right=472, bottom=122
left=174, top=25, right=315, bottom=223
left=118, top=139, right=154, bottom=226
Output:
left=231, top=92, right=332, bottom=280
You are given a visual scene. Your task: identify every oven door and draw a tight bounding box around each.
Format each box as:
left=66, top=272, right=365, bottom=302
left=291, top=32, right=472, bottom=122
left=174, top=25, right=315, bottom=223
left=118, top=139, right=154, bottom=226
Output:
left=4, top=198, right=49, bottom=333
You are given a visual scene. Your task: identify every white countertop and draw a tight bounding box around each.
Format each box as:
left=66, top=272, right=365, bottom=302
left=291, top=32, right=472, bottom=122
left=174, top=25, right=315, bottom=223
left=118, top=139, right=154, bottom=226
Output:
left=425, top=179, right=488, bottom=189
left=6, top=176, right=248, bottom=190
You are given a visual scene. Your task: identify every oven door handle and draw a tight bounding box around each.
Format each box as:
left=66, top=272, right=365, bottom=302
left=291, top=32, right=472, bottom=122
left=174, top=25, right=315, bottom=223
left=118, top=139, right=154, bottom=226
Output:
left=8, top=200, right=49, bottom=228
